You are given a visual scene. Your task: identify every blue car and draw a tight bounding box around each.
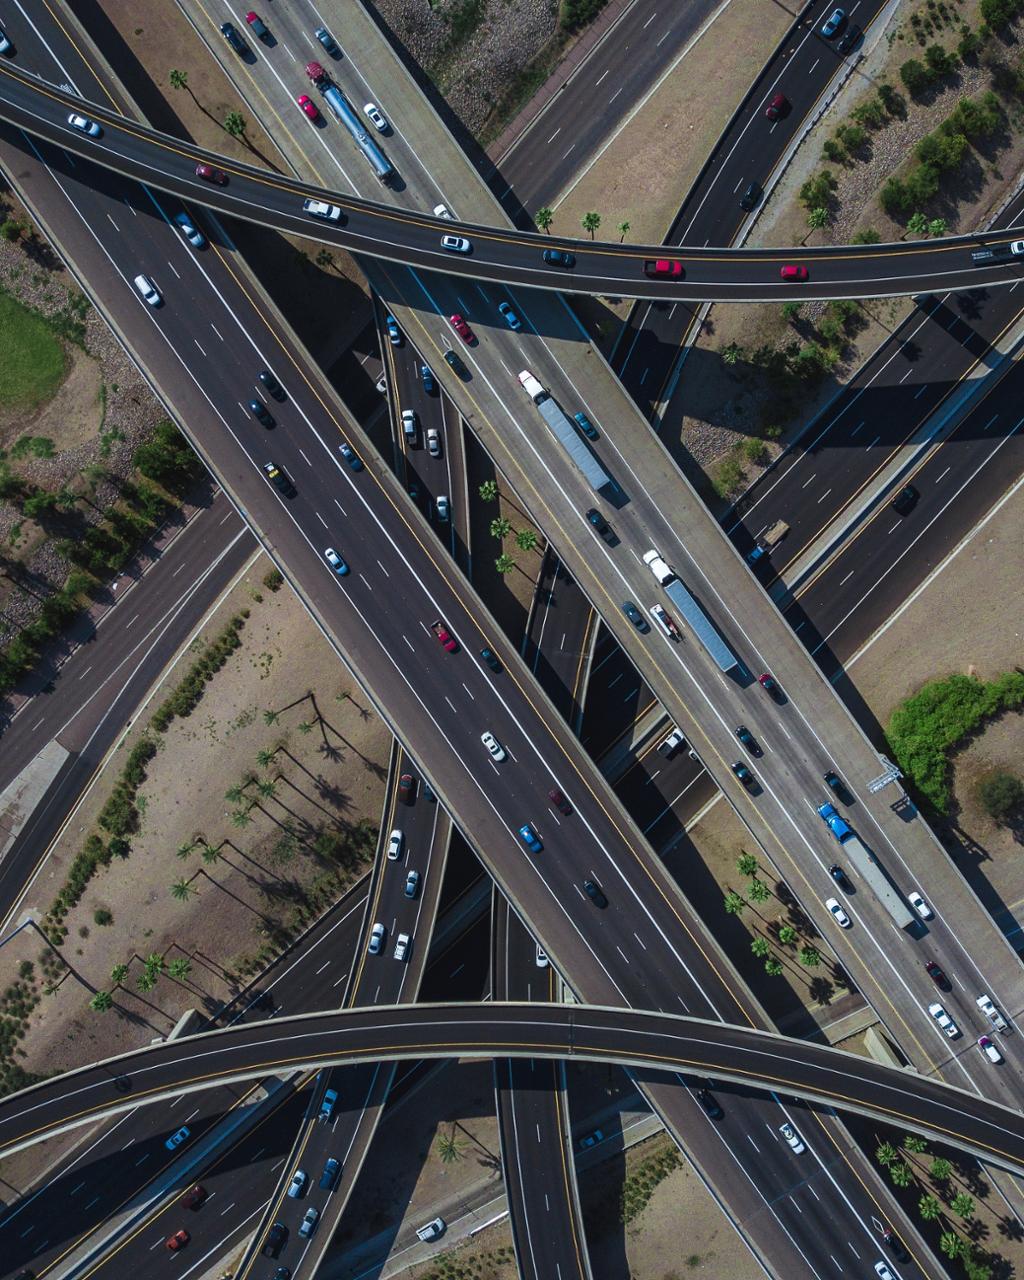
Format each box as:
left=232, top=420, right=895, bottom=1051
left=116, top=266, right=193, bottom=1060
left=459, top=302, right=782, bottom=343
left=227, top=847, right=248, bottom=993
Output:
left=421, top=364, right=436, bottom=393
left=498, top=301, right=522, bottom=331
left=574, top=411, right=598, bottom=440
left=165, top=1125, right=190, bottom=1151
left=518, top=823, right=542, bottom=853
left=821, top=7, right=845, bottom=36
left=324, top=547, right=349, bottom=576
left=338, top=442, right=363, bottom=471
left=385, top=314, right=401, bottom=345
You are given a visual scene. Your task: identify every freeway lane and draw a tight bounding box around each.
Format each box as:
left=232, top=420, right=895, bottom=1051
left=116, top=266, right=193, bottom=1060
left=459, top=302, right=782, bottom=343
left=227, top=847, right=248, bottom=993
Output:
left=3, top=1003, right=1024, bottom=1180
left=2, top=60, right=1024, bottom=300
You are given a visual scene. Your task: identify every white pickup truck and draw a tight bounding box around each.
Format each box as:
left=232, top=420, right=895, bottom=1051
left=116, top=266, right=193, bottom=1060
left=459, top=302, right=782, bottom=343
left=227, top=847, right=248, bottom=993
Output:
left=977, top=993, right=1010, bottom=1034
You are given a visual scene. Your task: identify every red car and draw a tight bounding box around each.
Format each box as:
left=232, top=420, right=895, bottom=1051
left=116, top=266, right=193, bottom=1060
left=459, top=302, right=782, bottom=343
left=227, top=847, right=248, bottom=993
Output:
left=297, top=94, right=319, bottom=121
left=195, top=163, right=228, bottom=185
left=431, top=619, right=458, bottom=652
left=765, top=92, right=788, bottom=120
left=548, top=788, right=572, bottom=815
left=166, top=1229, right=190, bottom=1252
left=780, top=264, right=809, bottom=282
left=448, top=313, right=474, bottom=343
left=183, top=1184, right=207, bottom=1210
left=643, top=259, right=683, bottom=278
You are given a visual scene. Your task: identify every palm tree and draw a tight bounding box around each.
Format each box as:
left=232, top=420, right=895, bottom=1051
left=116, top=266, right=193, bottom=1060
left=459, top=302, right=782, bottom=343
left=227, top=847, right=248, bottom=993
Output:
left=952, top=1193, right=976, bottom=1220
left=906, top=211, right=928, bottom=237
left=225, top=783, right=245, bottom=804
left=201, top=843, right=221, bottom=864
left=515, top=529, right=538, bottom=553
left=876, top=1142, right=898, bottom=1168
left=495, top=553, right=515, bottom=575
left=807, top=206, right=829, bottom=231
left=478, top=480, right=498, bottom=502
left=777, top=925, right=798, bottom=946
left=617, top=221, right=630, bottom=242
left=89, top=990, right=113, bottom=1012
left=315, top=248, right=335, bottom=272
left=764, top=956, right=783, bottom=977
left=723, top=891, right=745, bottom=916
left=136, top=970, right=158, bottom=993
left=535, top=207, right=554, bottom=234
left=110, top=963, right=129, bottom=985
left=145, top=953, right=165, bottom=974
left=799, top=945, right=821, bottom=967
left=930, top=1156, right=952, bottom=1182
left=231, top=808, right=253, bottom=828
left=257, top=779, right=277, bottom=799
left=436, top=1128, right=465, bottom=1163
left=939, top=1232, right=964, bottom=1260
left=928, top=217, right=947, bottom=237
left=581, top=211, right=601, bottom=238
left=890, top=1162, right=912, bottom=1188
left=176, top=840, right=195, bottom=860
left=256, top=748, right=276, bottom=768
left=263, top=709, right=280, bottom=726
left=171, top=879, right=196, bottom=901
left=751, top=937, right=770, bottom=959
left=298, top=720, right=314, bottom=735
left=737, top=853, right=758, bottom=878
left=169, top=68, right=188, bottom=93
left=489, top=517, right=512, bottom=540
left=168, top=958, right=192, bottom=980
left=919, top=1194, right=941, bottom=1221
left=722, top=342, right=742, bottom=365
left=904, top=1134, right=928, bottom=1154
left=224, top=110, right=247, bottom=141
left=747, top=879, right=770, bottom=904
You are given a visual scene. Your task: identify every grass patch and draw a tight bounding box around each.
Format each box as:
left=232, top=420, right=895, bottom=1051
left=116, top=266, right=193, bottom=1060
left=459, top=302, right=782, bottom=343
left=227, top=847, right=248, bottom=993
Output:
left=0, top=287, right=66, bottom=412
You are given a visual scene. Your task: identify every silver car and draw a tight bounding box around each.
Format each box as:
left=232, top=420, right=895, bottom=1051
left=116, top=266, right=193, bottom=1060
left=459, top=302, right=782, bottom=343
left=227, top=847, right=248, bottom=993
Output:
left=68, top=112, right=102, bottom=138
left=368, top=922, right=385, bottom=955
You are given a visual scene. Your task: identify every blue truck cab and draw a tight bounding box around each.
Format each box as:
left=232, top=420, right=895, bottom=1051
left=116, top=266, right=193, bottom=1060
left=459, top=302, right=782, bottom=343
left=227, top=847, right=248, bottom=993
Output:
left=817, top=802, right=851, bottom=841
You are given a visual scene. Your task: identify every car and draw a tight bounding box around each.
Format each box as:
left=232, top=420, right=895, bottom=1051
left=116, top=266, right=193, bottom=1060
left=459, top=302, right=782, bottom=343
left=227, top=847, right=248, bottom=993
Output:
left=444, top=349, right=469, bottom=378
left=765, top=92, right=788, bottom=120
left=622, top=601, right=650, bottom=632
left=498, top=301, right=522, bottom=331
left=183, top=1184, right=207, bottom=1209
left=368, top=922, right=385, bottom=955
left=881, top=1228, right=909, bottom=1262
left=908, top=890, right=933, bottom=920
left=420, top=364, right=436, bottom=392
left=220, top=21, right=248, bottom=53
left=416, top=1217, right=446, bottom=1242
left=758, top=672, right=782, bottom=700
left=165, top=1126, right=190, bottom=1151
left=195, top=163, right=228, bottom=185
left=386, top=315, right=401, bottom=345
left=586, top=507, right=610, bottom=536
left=519, top=823, right=542, bottom=853
left=874, top=1263, right=895, bottom=1280
left=297, top=94, right=320, bottom=121
left=441, top=235, right=472, bottom=254
left=303, top=198, right=343, bottom=223
left=337, top=441, right=363, bottom=471
left=298, top=1207, right=319, bottom=1238
left=695, top=1088, right=723, bottom=1119
left=273, top=1270, right=291, bottom=1280
left=649, top=604, right=680, bottom=638
left=826, top=896, right=851, bottom=928
left=891, top=484, right=919, bottom=515
left=319, top=1087, right=338, bottom=1121
left=318, top=1156, right=341, bottom=1190
left=263, top=461, right=296, bottom=497
left=435, top=494, right=450, bottom=520
left=578, top=1128, right=604, bottom=1150
left=925, top=960, right=948, bottom=988
left=133, top=274, right=161, bottom=307
left=249, top=398, right=274, bottom=427
left=574, top=410, right=599, bottom=440
left=481, top=647, right=502, bottom=673
left=829, top=864, right=852, bottom=891
left=481, top=731, right=506, bottom=762
left=732, top=761, right=755, bottom=788
left=0, top=28, right=10, bottom=55
left=401, top=408, right=418, bottom=442
left=433, top=204, right=452, bottom=219
left=658, top=729, right=685, bottom=758
left=449, top=313, right=474, bottom=343
left=978, top=1034, right=1003, bottom=1063
left=387, top=829, right=404, bottom=861
left=166, top=1229, right=190, bottom=1251
left=824, top=770, right=843, bottom=792
left=323, top=547, right=349, bottom=576
left=363, top=103, right=388, bottom=131
left=548, top=788, right=571, bottom=815
left=928, top=1002, right=960, bottom=1037
left=779, top=1122, right=805, bottom=1153
left=543, top=247, right=576, bottom=268
left=259, top=369, right=284, bottom=400
left=583, top=879, right=608, bottom=907
left=431, top=621, right=458, bottom=652
left=393, top=932, right=410, bottom=961
left=739, top=181, right=762, bottom=210
left=245, top=12, right=270, bottom=40
left=404, top=869, right=420, bottom=898
left=265, top=1223, right=287, bottom=1256
left=536, top=943, right=549, bottom=967
left=173, top=211, right=205, bottom=248
left=780, top=265, right=809, bottom=282
left=821, top=7, right=846, bottom=37
left=643, top=258, right=684, bottom=277
left=68, top=111, right=103, bottom=138
left=836, top=22, right=861, bottom=52
left=399, top=771, right=416, bottom=802
left=1011, top=239, right=1024, bottom=256
left=287, top=1170, right=307, bottom=1198
left=426, top=427, right=442, bottom=458
left=735, top=725, right=761, bottom=755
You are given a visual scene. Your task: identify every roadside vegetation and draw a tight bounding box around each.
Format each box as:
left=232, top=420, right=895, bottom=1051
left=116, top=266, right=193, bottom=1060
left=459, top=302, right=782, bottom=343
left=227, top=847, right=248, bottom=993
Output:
left=0, top=286, right=66, bottom=411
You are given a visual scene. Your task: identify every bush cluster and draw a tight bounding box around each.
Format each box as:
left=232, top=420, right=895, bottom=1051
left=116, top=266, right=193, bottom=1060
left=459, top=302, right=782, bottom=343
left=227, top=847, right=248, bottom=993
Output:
left=560, top=0, right=608, bottom=31
left=881, top=91, right=1002, bottom=215
left=621, top=1147, right=681, bottom=1224
left=900, top=43, right=958, bottom=97
left=980, top=0, right=1024, bottom=29
left=150, top=613, right=247, bottom=732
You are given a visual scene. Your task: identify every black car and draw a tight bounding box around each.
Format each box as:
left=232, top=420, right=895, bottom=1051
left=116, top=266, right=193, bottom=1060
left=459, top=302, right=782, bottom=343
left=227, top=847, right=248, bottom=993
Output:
left=836, top=22, right=861, bottom=52
left=586, top=507, right=612, bottom=539
left=274, top=1270, right=291, bottom=1280
left=824, top=770, right=843, bottom=792
left=891, top=484, right=919, bottom=516
left=319, top=1157, right=340, bottom=1190
left=548, top=788, right=572, bottom=815
left=735, top=725, right=761, bottom=756
left=695, top=1088, right=723, bottom=1119
left=583, top=879, right=608, bottom=908
left=829, top=864, right=852, bottom=891
left=543, top=247, right=576, bottom=268
left=249, top=398, right=274, bottom=428
left=259, top=369, right=285, bottom=400
left=739, top=181, right=762, bottom=211
left=480, top=647, right=502, bottom=673
left=882, top=1229, right=909, bottom=1262
left=219, top=21, right=248, bottom=55
left=444, top=349, right=469, bottom=378
left=264, top=1222, right=288, bottom=1256
left=622, top=601, right=650, bottom=632
left=263, top=461, right=295, bottom=496
left=732, top=761, right=755, bottom=788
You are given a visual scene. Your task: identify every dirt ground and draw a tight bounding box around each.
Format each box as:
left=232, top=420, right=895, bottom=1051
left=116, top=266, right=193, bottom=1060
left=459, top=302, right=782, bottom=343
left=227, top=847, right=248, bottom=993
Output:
left=2, top=555, right=387, bottom=1111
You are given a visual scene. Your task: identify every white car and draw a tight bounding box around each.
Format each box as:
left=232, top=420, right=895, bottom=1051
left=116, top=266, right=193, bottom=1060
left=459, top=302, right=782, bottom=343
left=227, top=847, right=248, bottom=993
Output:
left=387, top=829, right=403, bottom=861
left=363, top=102, right=387, bottom=131
left=441, top=234, right=472, bottom=254
left=298, top=1207, right=319, bottom=1238
left=874, top=1264, right=895, bottom=1280
left=368, top=923, right=385, bottom=954
left=133, top=274, right=161, bottom=307
left=436, top=494, right=450, bottom=521
left=426, top=427, right=442, bottom=457
left=0, top=28, right=10, bottom=54
left=481, top=731, right=506, bottom=762
left=324, top=547, right=349, bottom=576
left=433, top=204, right=452, bottom=219
left=978, top=1034, right=1003, bottom=1063
left=908, top=890, right=933, bottom=920
left=825, top=896, right=851, bottom=928
left=393, top=931, right=410, bottom=961
left=287, top=1169, right=307, bottom=1198
left=1010, top=240, right=1024, bottom=255
left=68, top=112, right=102, bottom=138
left=173, top=211, right=205, bottom=248
left=928, top=1002, right=960, bottom=1038
left=416, top=1216, right=446, bottom=1242
left=779, top=1122, right=805, bottom=1154
left=536, top=944, right=549, bottom=968
left=302, top=198, right=342, bottom=222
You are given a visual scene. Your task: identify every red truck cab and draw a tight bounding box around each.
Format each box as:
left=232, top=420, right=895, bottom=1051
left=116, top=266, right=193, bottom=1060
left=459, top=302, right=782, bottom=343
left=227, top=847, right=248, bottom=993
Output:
left=305, top=60, right=327, bottom=87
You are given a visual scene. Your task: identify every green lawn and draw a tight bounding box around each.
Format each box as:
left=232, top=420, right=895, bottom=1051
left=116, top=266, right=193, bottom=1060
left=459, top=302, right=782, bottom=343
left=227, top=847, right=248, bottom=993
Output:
left=0, top=287, right=67, bottom=414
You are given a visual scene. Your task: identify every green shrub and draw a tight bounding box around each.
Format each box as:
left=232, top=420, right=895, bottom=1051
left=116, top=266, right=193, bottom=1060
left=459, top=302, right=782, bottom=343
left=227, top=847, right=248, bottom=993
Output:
left=924, top=43, right=956, bottom=77
left=977, top=771, right=1024, bottom=821
left=560, top=0, right=608, bottom=31
left=958, top=27, right=983, bottom=57
left=93, top=908, right=113, bottom=926
left=798, top=169, right=837, bottom=212
left=711, top=455, right=745, bottom=498
left=742, top=438, right=769, bottom=465
left=979, top=0, right=1023, bottom=30
left=900, top=58, right=931, bottom=95
left=262, top=568, right=284, bottom=592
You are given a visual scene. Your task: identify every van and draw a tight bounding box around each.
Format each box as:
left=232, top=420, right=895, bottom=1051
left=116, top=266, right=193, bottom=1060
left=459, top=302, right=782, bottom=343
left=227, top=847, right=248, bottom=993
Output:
left=401, top=409, right=417, bottom=441
left=518, top=370, right=546, bottom=403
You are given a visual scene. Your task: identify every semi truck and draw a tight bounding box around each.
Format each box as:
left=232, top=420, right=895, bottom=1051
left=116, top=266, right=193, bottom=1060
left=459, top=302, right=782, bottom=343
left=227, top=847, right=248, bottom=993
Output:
left=518, top=371, right=612, bottom=494
left=306, top=63, right=395, bottom=185
left=816, top=803, right=914, bottom=929
left=642, top=549, right=738, bottom=673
